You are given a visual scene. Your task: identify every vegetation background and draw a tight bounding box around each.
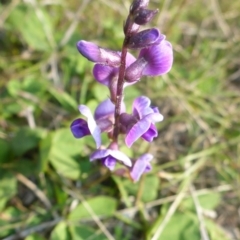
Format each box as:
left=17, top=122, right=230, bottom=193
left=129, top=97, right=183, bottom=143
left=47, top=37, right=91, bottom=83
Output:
left=0, top=0, right=240, bottom=239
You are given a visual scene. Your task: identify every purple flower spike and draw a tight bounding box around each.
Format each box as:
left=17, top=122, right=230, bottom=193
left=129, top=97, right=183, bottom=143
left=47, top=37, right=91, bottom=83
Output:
left=70, top=118, right=91, bottom=138
left=77, top=40, right=121, bottom=67
left=130, top=153, right=153, bottom=182
left=125, top=96, right=164, bottom=147
left=139, top=40, right=173, bottom=76
left=90, top=148, right=132, bottom=170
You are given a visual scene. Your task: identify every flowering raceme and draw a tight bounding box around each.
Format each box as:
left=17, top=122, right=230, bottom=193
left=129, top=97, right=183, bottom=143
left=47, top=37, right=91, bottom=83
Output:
left=70, top=0, right=173, bottom=182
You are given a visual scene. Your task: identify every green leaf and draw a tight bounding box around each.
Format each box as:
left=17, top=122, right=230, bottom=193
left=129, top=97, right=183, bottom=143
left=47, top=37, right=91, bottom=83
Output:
left=50, top=221, right=70, bottom=240
left=8, top=5, right=52, bottom=51
left=69, top=225, right=107, bottom=240
left=68, top=196, right=117, bottom=221
left=122, top=175, right=159, bottom=202
left=0, top=175, right=17, bottom=211
left=25, top=234, right=46, bottom=240
left=48, top=88, right=77, bottom=111
left=182, top=192, right=221, bottom=211
left=0, top=138, right=10, bottom=163
left=11, top=127, right=46, bottom=156
left=49, top=151, right=81, bottom=180
left=205, top=218, right=229, bottom=240
left=7, top=79, right=22, bottom=97
left=52, top=128, right=83, bottom=157
left=157, top=213, right=200, bottom=240
left=39, top=133, right=53, bottom=172
left=39, top=129, right=84, bottom=179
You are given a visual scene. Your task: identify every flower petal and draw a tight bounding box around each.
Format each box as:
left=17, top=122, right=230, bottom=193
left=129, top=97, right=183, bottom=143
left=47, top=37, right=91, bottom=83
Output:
left=94, top=99, right=115, bottom=120
left=93, top=64, right=118, bottom=86
left=90, top=149, right=111, bottom=161
left=90, top=149, right=132, bottom=167
left=144, top=112, right=164, bottom=123
left=77, top=40, right=121, bottom=67
left=125, top=117, right=151, bottom=147
left=132, top=96, right=153, bottom=118
left=109, top=150, right=132, bottom=167
left=141, top=123, right=158, bottom=142
left=70, top=118, right=91, bottom=138
left=103, top=156, right=117, bottom=171
left=79, top=105, right=101, bottom=148
left=130, top=153, right=153, bottom=182
left=139, top=40, right=173, bottom=76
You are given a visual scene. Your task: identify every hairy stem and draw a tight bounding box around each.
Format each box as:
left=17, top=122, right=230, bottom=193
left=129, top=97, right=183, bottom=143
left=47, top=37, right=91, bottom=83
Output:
left=113, top=22, right=133, bottom=142
left=113, top=46, right=127, bottom=142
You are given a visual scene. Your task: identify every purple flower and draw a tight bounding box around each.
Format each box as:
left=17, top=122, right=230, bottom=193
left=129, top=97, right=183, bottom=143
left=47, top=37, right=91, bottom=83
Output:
left=125, top=39, right=173, bottom=82
left=93, top=52, right=136, bottom=87
left=130, top=153, right=153, bottom=182
left=76, top=40, right=121, bottom=67
left=70, top=99, right=116, bottom=148
left=90, top=143, right=132, bottom=170
left=120, top=96, right=163, bottom=147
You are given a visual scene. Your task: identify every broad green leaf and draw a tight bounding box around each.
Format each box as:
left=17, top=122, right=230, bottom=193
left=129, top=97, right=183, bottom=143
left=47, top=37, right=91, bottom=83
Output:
left=205, top=218, right=229, bottom=240
left=182, top=192, right=221, bottom=211
left=39, top=133, right=53, bottom=172
left=50, top=221, right=70, bottom=240
left=122, top=175, right=159, bottom=202
left=0, top=175, right=17, bottom=211
left=68, top=196, right=117, bottom=220
left=11, top=127, right=46, bottom=156
left=49, top=151, right=81, bottom=180
left=25, top=234, right=46, bottom=240
left=39, top=129, right=84, bottom=178
left=157, top=213, right=200, bottom=240
left=7, top=79, right=22, bottom=97
left=52, top=128, right=83, bottom=157
left=69, top=225, right=106, bottom=240
left=0, top=138, right=10, bottom=163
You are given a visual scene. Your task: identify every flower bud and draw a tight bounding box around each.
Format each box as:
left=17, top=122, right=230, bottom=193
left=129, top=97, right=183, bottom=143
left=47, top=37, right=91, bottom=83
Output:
left=126, top=28, right=164, bottom=49
left=130, top=0, right=149, bottom=14
left=123, top=16, right=140, bottom=35
left=125, top=57, right=147, bottom=82
left=133, top=9, right=158, bottom=25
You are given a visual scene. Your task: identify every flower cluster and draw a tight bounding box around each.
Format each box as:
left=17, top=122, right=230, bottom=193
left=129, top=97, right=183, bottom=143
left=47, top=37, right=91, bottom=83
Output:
left=70, top=0, right=173, bottom=182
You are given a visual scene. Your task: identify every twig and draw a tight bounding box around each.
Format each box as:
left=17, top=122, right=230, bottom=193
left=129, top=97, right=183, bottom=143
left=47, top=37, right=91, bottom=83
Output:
left=3, top=218, right=61, bottom=240
left=151, top=185, right=188, bottom=240
left=59, top=0, right=91, bottom=48
left=65, top=189, right=115, bottom=240
left=210, top=0, right=231, bottom=38
left=16, top=173, right=58, bottom=218
left=19, top=107, right=36, bottom=129
left=118, top=184, right=232, bottom=216
left=190, top=184, right=210, bottom=240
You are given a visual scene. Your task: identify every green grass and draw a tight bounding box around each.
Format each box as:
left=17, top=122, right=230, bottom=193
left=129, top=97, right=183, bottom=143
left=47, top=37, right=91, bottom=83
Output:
left=0, top=0, right=240, bottom=239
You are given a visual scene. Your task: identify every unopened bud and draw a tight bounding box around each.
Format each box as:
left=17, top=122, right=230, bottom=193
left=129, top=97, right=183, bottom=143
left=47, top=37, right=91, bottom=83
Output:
left=134, top=9, right=158, bottom=25
left=130, top=0, right=149, bottom=14
left=126, top=28, right=164, bottom=49
left=125, top=58, right=148, bottom=82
